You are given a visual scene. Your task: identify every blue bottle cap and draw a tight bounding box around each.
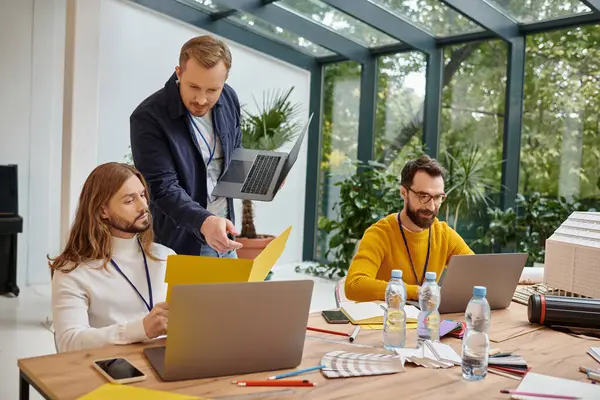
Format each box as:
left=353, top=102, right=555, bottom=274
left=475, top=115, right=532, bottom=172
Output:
left=425, top=272, right=436, bottom=281
left=391, top=270, right=402, bottom=279
left=473, top=286, right=487, bottom=297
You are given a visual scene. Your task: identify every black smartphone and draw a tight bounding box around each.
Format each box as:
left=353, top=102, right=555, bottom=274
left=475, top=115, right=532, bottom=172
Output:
left=93, top=357, right=146, bottom=384
left=321, top=310, right=350, bottom=324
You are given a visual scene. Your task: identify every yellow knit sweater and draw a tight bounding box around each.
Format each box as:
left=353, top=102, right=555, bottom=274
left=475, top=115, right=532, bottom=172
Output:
left=345, top=213, right=474, bottom=302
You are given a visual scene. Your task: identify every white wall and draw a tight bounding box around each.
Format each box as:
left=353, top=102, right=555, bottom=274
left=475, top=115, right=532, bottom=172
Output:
left=0, top=0, right=33, bottom=289
left=97, top=0, right=311, bottom=264
left=0, top=0, right=310, bottom=288
left=0, top=0, right=65, bottom=287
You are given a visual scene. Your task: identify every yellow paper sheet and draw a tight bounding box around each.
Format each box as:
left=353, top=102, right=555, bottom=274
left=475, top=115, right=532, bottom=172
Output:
left=76, top=383, right=203, bottom=399
left=360, top=322, right=417, bottom=330
left=165, top=226, right=292, bottom=301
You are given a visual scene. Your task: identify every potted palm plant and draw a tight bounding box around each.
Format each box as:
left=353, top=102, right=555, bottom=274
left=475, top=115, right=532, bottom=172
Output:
left=236, top=87, right=302, bottom=260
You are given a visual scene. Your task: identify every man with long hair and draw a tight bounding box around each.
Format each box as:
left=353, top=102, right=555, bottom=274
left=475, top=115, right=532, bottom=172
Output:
left=50, top=162, right=174, bottom=353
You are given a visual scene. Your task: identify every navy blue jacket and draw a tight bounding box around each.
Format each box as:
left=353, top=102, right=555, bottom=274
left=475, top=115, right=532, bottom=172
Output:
left=130, top=72, right=242, bottom=255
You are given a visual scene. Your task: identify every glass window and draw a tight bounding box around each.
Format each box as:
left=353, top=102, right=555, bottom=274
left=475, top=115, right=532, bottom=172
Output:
left=226, top=12, right=334, bottom=57
left=484, top=0, right=591, bottom=23
left=316, top=61, right=361, bottom=259
left=368, top=0, right=483, bottom=37
left=520, top=26, right=600, bottom=201
left=440, top=40, right=507, bottom=239
left=375, top=52, right=427, bottom=174
left=275, top=0, right=399, bottom=47
left=176, top=0, right=229, bottom=13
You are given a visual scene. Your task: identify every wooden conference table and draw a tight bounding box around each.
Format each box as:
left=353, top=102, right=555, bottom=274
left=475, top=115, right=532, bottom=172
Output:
left=17, top=303, right=598, bottom=400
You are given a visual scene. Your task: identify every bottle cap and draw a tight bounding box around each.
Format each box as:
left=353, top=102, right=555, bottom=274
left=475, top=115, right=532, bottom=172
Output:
left=425, top=272, right=436, bottom=281
left=473, top=286, right=487, bottom=297
left=391, top=269, right=402, bottom=279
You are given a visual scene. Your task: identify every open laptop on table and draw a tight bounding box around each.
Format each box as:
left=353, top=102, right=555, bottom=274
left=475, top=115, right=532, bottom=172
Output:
left=436, top=253, right=528, bottom=314
left=144, top=280, right=314, bottom=381
left=211, top=114, right=313, bottom=201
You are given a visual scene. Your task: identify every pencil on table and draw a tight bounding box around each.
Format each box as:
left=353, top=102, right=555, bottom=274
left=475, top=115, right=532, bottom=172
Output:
left=500, top=389, right=581, bottom=399
left=306, top=326, right=350, bottom=337
left=236, top=380, right=316, bottom=387
left=268, top=365, right=326, bottom=380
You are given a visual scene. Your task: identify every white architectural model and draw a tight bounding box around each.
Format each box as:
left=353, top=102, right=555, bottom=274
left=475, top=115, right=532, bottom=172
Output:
left=544, top=211, right=600, bottom=298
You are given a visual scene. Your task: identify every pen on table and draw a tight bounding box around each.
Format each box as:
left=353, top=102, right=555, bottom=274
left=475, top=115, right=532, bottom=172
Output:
left=500, top=389, right=581, bottom=399
left=579, top=366, right=600, bottom=374
left=306, top=326, right=350, bottom=338
left=349, top=326, right=360, bottom=342
left=235, top=380, right=316, bottom=387
left=268, top=365, right=326, bottom=380
left=588, top=371, right=600, bottom=383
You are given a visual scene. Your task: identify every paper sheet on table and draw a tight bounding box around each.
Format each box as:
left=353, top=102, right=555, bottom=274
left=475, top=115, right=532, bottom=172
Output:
left=360, top=322, right=418, bottom=330
left=165, top=226, right=291, bottom=301
left=511, top=372, right=600, bottom=400
left=76, top=383, right=203, bottom=399
left=341, top=302, right=420, bottom=325
left=395, top=340, right=461, bottom=368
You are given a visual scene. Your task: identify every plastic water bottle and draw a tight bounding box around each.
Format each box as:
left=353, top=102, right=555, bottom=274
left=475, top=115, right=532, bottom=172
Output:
left=461, top=286, right=491, bottom=380
left=417, top=271, right=441, bottom=344
left=382, top=269, right=406, bottom=350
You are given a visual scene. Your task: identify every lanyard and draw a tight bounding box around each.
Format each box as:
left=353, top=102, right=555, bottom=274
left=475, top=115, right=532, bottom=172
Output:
left=188, top=113, right=217, bottom=165
left=397, top=213, right=431, bottom=286
left=110, top=238, right=153, bottom=312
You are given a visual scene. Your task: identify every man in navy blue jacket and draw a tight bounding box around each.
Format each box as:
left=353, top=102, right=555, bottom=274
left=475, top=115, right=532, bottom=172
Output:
left=130, top=35, right=243, bottom=258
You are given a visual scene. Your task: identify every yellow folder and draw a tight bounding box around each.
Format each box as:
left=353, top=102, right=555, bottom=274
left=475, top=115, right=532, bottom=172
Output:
left=76, top=383, right=203, bottom=399
left=165, top=226, right=292, bottom=301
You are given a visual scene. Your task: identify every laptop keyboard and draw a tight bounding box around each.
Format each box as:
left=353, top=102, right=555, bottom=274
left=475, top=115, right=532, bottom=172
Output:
left=241, top=155, right=281, bottom=195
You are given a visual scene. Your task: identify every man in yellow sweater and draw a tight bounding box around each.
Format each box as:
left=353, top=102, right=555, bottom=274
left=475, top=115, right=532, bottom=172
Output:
left=345, top=155, right=473, bottom=302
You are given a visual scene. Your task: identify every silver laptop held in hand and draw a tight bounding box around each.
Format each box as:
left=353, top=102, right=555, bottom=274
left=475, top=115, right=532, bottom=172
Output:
left=211, top=114, right=313, bottom=202
left=144, top=280, right=314, bottom=381
left=437, top=253, right=528, bottom=314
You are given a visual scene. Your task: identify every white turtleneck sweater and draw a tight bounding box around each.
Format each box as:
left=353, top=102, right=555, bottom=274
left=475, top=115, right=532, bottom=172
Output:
left=51, top=237, right=174, bottom=353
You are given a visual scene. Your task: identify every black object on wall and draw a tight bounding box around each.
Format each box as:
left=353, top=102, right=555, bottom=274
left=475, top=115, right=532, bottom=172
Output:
left=0, top=164, right=23, bottom=296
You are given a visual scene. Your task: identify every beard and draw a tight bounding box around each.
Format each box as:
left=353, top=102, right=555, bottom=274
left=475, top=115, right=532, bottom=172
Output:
left=108, top=210, right=151, bottom=234
left=406, top=198, right=437, bottom=229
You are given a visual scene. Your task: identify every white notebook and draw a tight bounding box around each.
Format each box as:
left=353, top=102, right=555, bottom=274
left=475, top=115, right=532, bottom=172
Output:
left=511, top=373, right=600, bottom=400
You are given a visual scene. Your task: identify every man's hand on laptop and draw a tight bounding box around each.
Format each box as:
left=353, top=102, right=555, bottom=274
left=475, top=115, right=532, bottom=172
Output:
left=201, top=216, right=243, bottom=253
left=143, top=302, right=169, bottom=339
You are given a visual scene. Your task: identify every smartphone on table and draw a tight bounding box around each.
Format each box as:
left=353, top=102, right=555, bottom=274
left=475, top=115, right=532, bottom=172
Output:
left=92, top=357, right=147, bottom=384
left=321, top=309, right=350, bottom=324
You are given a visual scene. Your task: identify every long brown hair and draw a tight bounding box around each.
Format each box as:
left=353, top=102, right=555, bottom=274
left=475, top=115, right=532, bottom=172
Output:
left=49, top=162, right=160, bottom=275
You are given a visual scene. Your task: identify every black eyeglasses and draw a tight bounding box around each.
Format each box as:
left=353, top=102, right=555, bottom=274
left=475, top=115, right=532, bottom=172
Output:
left=405, top=186, right=447, bottom=205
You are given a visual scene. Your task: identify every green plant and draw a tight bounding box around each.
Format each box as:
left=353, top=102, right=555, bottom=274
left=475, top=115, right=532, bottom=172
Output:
left=473, top=193, right=595, bottom=266
left=301, top=161, right=403, bottom=278
left=239, top=87, right=302, bottom=239
left=304, top=146, right=496, bottom=278
left=441, top=145, right=497, bottom=230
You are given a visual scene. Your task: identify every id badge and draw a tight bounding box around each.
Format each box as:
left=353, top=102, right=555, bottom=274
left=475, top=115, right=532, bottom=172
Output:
left=207, top=177, right=216, bottom=203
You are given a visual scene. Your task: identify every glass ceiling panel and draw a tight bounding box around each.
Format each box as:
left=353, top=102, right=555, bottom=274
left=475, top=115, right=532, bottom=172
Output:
left=176, top=0, right=229, bottom=13
left=368, top=0, right=484, bottom=38
left=484, top=0, right=592, bottom=23
left=275, top=0, right=400, bottom=48
left=227, top=12, right=335, bottom=57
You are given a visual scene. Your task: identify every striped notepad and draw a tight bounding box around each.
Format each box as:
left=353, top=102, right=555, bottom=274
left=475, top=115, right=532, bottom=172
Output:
left=320, top=351, right=405, bottom=379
